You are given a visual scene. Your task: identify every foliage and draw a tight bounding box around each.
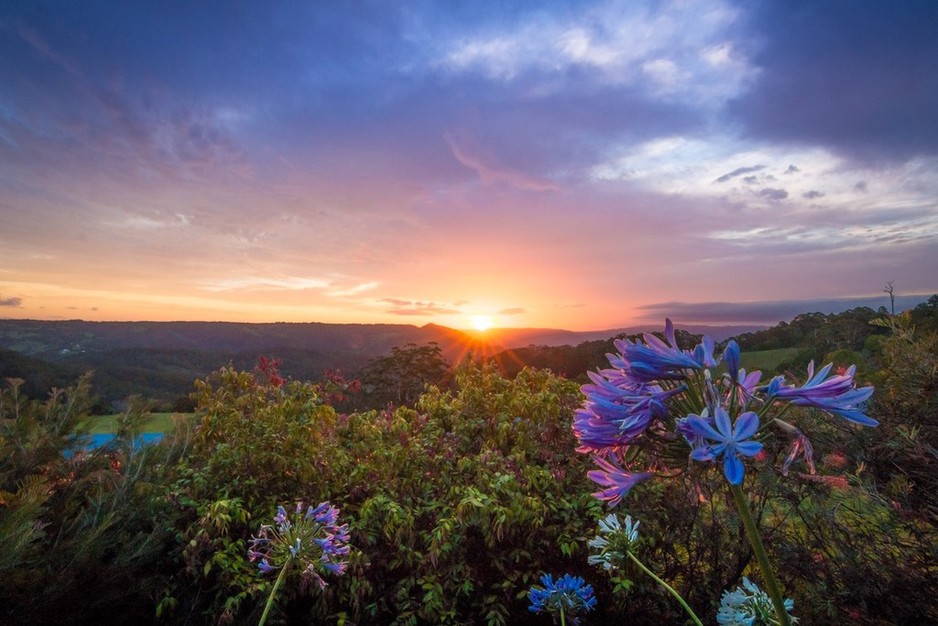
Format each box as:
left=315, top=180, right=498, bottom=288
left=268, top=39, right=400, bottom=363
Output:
left=158, top=363, right=345, bottom=623
left=4, top=307, right=938, bottom=624
left=734, top=308, right=888, bottom=354
left=0, top=376, right=183, bottom=625
left=157, top=359, right=600, bottom=624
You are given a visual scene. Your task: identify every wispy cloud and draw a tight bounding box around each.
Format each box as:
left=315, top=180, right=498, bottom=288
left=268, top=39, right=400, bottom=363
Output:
left=444, top=133, right=560, bottom=191
left=17, top=24, right=81, bottom=76
left=328, top=282, right=379, bottom=297
left=202, top=277, right=331, bottom=292
left=436, top=0, right=756, bottom=107
left=0, top=295, right=23, bottom=307
left=714, top=165, right=765, bottom=183
left=382, top=298, right=463, bottom=316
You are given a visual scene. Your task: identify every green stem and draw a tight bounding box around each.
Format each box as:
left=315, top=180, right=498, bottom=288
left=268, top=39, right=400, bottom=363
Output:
left=559, top=605, right=566, bottom=626
left=729, top=483, right=791, bottom=626
left=258, top=563, right=289, bottom=626
left=627, top=552, right=703, bottom=626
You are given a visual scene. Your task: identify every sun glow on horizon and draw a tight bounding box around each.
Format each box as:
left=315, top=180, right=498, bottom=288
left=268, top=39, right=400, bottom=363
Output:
left=469, top=314, right=494, bottom=332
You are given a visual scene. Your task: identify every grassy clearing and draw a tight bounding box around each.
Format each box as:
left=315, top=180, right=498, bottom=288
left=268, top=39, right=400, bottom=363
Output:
left=84, top=412, right=195, bottom=434
left=739, top=348, right=799, bottom=372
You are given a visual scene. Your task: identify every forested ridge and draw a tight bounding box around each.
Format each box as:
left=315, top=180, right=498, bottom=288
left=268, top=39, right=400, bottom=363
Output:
left=2, top=298, right=936, bottom=411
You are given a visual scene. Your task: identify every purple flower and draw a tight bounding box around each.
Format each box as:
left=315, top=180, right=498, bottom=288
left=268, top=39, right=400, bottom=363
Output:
left=274, top=505, right=288, bottom=526
left=248, top=500, right=351, bottom=589
left=587, top=454, right=653, bottom=506
left=686, top=408, right=763, bottom=485
left=782, top=429, right=816, bottom=476
left=617, top=319, right=703, bottom=382
left=305, top=501, right=340, bottom=526
left=765, top=362, right=877, bottom=426
left=573, top=378, right=682, bottom=451
left=695, top=335, right=717, bottom=368
left=723, top=341, right=741, bottom=380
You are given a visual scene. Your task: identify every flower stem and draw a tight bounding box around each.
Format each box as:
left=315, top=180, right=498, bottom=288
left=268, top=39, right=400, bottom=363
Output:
left=729, top=483, right=791, bottom=626
left=626, top=551, right=703, bottom=626
left=258, top=563, right=289, bottom=626
left=559, top=605, right=566, bottom=626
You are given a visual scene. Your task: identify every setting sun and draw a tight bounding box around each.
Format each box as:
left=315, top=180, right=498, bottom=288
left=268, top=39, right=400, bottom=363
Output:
left=469, top=315, right=494, bottom=332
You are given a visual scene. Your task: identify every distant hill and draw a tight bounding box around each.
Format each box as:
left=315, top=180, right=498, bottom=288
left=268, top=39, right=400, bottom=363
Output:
left=0, top=319, right=760, bottom=365
left=0, top=319, right=510, bottom=409
left=13, top=310, right=929, bottom=411
left=0, top=319, right=500, bottom=361
left=485, top=323, right=766, bottom=347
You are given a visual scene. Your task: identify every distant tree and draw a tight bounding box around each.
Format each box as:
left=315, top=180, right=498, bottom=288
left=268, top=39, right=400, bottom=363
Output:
left=357, top=342, right=450, bottom=408
left=884, top=280, right=896, bottom=315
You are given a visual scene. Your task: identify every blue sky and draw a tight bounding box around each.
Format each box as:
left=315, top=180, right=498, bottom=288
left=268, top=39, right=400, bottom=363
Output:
left=1, top=1, right=936, bottom=329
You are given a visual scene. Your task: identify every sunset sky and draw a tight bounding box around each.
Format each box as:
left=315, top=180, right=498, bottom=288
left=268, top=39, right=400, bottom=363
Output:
left=1, top=1, right=936, bottom=331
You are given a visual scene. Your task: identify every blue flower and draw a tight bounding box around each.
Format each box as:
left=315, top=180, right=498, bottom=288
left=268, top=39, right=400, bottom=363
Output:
left=249, top=500, right=351, bottom=589
left=695, top=335, right=718, bottom=368
left=617, top=319, right=703, bottom=382
left=723, top=341, right=741, bottom=381
left=274, top=505, right=288, bottom=527
left=586, top=454, right=653, bottom=506
left=717, top=577, right=796, bottom=625
left=686, top=407, right=763, bottom=485
left=528, top=573, right=597, bottom=619
left=764, top=362, right=877, bottom=426
left=588, top=513, right=641, bottom=571
left=573, top=373, right=683, bottom=451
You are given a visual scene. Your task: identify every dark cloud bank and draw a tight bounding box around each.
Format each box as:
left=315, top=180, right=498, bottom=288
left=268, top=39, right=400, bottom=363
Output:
left=638, top=294, right=932, bottom=325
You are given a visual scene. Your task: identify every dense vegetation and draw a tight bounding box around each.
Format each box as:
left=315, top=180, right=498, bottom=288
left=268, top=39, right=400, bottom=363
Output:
left=1, top=303, right=937, bottom=624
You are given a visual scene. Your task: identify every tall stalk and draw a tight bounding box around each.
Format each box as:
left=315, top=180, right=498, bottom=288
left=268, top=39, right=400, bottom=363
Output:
left=258, top=562, right=289, bottom=626
left=626, top=552, right=704, bottom=626
left=729, top=483, right=791, bottom=626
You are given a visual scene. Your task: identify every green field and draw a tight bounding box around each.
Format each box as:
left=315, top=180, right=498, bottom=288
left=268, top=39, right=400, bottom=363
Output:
left=739, top=347, right=799, bottom=371
left=83, top=412, right=195, bottom=434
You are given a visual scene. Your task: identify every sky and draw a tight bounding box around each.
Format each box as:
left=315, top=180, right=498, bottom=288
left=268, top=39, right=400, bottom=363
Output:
left=1, top=0, right=936, bottom=331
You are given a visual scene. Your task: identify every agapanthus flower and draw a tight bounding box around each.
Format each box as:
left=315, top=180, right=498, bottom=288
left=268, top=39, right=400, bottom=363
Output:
left=686, top=408, right=763, bottom=485
left=775, top=420, right=816, bottom=476
left=588, top=513, right=640, bottom=571
left=574, top=375, right=683, bottom=451
left=587, top=454, right=653, bottom=506
left=716, top=577, right=797, bottom=625
left=724, top=341, right=741, bottom=381
left=764, top=362, right=877, bottom=426
left=617, top=319, right=704, bottom=382
left=528, top=573, right=596, bottom=621
left=574, top=319, right=876, bottom=505
left=248, top=500, right=350, bottom=590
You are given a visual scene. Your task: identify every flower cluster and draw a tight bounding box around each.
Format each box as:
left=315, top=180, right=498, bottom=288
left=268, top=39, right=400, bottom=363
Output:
left=587, top=512, right=640, bottom=571
left=717, top=577, right=797, bottom=625
left=574, top=319, right=876, bottom=502
left=248, top=501, right=351, bottom=590
left=528, top=573, right=596, bottom=622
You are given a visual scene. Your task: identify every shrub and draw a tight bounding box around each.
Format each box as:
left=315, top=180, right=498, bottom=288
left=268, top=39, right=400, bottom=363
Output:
left=0, top=376, right=180, bottom=625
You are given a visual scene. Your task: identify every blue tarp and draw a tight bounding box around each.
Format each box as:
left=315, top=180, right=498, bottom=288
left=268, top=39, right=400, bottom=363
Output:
left=67, top=432, right=165, bottom=457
